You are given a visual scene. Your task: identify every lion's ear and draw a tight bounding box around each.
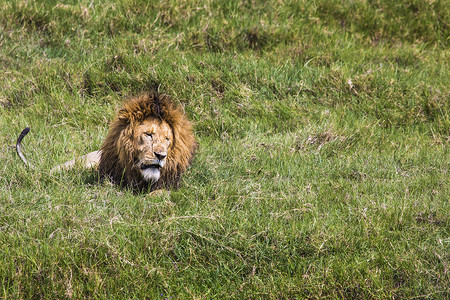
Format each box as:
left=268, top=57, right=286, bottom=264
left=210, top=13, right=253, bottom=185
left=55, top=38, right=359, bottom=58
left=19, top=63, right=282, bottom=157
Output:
left=118, top=109, right=131, bottom=122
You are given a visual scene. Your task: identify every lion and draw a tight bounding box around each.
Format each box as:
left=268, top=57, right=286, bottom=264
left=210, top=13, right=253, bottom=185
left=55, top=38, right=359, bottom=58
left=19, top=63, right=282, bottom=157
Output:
left=16, top=92, right=197, bottom=192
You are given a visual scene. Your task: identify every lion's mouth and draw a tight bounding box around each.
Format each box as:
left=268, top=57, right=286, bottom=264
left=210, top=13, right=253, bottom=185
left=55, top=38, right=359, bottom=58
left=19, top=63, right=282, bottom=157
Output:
left=140, top=162, right=162, bottom=183
left=140, top=163, right=161, bottom=170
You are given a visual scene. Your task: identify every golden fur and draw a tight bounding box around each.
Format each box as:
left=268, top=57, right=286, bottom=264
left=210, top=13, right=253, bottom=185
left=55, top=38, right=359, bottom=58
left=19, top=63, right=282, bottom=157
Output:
left=98, top=92, right=197, bottom=191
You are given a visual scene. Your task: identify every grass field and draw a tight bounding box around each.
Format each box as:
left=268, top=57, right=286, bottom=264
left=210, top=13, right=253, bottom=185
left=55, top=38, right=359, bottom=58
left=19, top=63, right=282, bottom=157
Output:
left=0, top=0, right=449, bottom=298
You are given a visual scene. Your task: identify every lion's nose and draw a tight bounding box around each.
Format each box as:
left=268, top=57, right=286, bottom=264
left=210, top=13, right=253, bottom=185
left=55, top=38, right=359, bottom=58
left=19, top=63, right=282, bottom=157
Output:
left=155, top=152, right=167, bottom=160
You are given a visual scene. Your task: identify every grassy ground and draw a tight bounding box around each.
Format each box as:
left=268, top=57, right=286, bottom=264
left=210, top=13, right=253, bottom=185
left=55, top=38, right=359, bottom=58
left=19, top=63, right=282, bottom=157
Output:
left=0, top=0, right=448, bottom=298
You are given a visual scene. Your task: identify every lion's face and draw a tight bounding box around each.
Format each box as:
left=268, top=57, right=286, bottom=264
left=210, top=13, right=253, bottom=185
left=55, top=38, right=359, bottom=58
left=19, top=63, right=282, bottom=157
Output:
left=99, top=93, right=196, bottom=191
left=132, top=116, right=173, bottom=183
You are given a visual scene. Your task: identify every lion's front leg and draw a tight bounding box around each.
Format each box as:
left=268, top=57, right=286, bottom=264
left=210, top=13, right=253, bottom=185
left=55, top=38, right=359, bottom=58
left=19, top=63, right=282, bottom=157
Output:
left=51, top=150, right=102, bottom=173
left=147, top=189, right=171, bottom=197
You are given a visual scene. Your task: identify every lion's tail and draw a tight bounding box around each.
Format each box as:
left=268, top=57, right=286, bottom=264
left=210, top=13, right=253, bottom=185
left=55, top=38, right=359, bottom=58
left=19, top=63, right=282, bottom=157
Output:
left=16, top=127, right=34, bottom=168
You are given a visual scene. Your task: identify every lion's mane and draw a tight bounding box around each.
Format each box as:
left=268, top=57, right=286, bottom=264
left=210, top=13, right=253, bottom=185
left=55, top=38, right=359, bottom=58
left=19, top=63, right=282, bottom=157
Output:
left=98, top=92, right=197, bottom=191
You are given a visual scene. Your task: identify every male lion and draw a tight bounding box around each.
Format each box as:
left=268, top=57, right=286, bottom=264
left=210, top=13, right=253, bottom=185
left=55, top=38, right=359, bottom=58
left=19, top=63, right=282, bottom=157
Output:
left=16, top=92, right=197, bottom=192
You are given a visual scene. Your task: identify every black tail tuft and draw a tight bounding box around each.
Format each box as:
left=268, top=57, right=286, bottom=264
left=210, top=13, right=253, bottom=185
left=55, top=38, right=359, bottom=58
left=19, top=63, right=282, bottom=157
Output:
left=17, top=127, right=30, bottom=144
left=16, top=127, right=32, bottom=167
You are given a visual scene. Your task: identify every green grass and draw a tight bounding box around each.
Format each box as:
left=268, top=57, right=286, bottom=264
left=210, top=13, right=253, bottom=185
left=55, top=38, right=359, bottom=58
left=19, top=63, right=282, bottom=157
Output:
left=0, top=0, right=449, bottom=298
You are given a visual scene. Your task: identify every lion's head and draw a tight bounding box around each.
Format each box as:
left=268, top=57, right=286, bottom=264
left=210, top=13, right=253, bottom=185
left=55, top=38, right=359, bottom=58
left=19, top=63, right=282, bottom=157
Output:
left=98, top=92, right=197, bottom=191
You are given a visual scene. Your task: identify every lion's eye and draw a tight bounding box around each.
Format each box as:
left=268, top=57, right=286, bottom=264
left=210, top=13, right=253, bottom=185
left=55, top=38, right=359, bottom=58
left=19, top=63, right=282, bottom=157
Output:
left=146, top=133, right=153, bottom=138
